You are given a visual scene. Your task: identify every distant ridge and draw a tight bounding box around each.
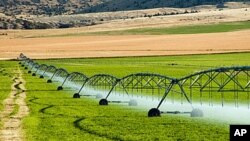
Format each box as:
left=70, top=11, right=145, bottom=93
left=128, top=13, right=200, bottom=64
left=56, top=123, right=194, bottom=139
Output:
left=0, top=0, right=249, bottom=16
left=0, top=0, right=249, bottom=29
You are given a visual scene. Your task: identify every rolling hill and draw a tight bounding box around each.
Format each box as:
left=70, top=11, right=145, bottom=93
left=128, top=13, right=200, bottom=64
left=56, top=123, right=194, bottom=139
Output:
left=0, top=0, right=249, bottom=16
left=0, top=0, right=250, bottom=29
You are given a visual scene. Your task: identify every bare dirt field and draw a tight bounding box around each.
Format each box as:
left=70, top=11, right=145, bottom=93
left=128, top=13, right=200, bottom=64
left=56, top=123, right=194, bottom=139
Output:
left=0, top=30, right=250, bottom=60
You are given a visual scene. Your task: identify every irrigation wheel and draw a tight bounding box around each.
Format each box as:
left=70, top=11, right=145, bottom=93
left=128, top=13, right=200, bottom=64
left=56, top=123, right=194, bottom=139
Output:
left=99, top=99, right=108, bottom=105
left=57, top=86, right=63, bottom=91
left=73, top=93, right=80, bottom=98
left=148, top=108, right=161, bottom=117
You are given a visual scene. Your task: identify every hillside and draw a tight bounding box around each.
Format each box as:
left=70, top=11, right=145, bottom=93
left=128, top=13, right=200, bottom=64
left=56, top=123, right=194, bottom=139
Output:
left=0, top=0, right=250, bottom=16
left=0, top=0, right=110, bottom=16
left=0, top=0, right=250, bottom=29
left=83, top=0, right=250, bottom=13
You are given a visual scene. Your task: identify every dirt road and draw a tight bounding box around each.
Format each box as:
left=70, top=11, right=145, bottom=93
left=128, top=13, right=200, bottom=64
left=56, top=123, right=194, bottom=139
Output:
left=0, top=68, right=29, bottom=141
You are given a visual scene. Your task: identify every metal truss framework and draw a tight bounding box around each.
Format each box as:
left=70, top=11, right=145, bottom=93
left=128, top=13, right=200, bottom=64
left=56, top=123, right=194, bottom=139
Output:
left=70, top=74, right=118, bottom=98
left=47, top=68, right=69, bottom=84
left=43, top=65, right=57, bottom=78
left=27, top=62, right=38, bottom=73
left=18, top=54, right=250, bottom=117
left=32, top=64, right=48, bottom=76
left=57, top=72, right=88, bottom=91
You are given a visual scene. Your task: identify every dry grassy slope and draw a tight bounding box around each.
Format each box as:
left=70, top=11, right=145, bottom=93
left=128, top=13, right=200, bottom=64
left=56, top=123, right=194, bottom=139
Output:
left=0, top=0, right=249, bottom=16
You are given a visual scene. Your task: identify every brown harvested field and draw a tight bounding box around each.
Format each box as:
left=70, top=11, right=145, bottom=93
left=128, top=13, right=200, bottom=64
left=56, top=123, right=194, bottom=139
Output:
left=1, top=30, right=250, bottom=60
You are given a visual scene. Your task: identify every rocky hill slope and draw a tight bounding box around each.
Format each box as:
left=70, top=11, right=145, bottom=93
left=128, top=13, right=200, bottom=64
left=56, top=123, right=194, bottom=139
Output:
left=0, top=0, right=250, bottom=29
left=0, top=0, right=249, bottom=16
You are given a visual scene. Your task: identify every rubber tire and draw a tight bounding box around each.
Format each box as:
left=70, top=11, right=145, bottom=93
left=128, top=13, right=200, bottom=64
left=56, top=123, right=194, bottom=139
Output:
left=40, top=75, right=44, bottom=79
left=28, top=71, right=31, bottom=74
left=32, top=73, right=36, bottom=76
left=73, top=93, right=80, bottom=98
left=57, top=86, right=63, bottom=91
left=190, top=109, right=203, bottom=117
left=24, top=67, right=28, bottom=69
left=47, top=79, right=52, bottom=83
left=99, top=99, right=108, bottom=105
left=128, top=99, right=138, bottom=106
left=148, top=108, right=161, bottom=117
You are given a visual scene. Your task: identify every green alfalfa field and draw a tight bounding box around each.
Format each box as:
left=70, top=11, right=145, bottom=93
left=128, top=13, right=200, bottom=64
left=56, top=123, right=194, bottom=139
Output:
left=46, top=21, right=250, bottom=37
left=1, top=52, right=249, bottom=140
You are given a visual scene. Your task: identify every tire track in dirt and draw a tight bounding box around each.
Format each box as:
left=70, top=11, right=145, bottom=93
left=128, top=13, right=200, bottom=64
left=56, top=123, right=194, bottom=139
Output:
left=0, top=67, right=29, bottom=141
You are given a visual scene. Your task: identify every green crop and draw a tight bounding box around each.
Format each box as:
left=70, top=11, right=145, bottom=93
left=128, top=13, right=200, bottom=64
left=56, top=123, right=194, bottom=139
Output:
left=2, top=53, right=250, bottom=140
left=46, top=21, right=250, bottom=37
left=23, top=72, right=229, bottom=141
left=36, top=52, right=250, bottom=78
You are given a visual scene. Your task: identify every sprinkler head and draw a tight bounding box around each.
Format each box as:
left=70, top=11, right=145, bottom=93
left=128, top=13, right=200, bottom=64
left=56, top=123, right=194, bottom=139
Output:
left=95, top=94, right=103, bottom=99
left=129, top=99, right=138, bottom=106
left=190, top=109, right=203, bottom=117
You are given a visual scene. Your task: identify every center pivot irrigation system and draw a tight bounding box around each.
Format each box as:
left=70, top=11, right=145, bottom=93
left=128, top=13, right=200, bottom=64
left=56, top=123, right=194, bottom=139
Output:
left=18, top=53, right=250, bottom=117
